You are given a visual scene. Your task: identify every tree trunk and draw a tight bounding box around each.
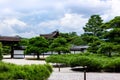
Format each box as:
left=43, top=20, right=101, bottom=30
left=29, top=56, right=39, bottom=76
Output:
left=108, top=49, right=111, bottom=57
left=58, top=51, right=61, bottom=55
left=37, top=53, right=40, bottom=59
left=108, top=51, right=111, bottom=57
left=11, top=46, right=14, bottom=58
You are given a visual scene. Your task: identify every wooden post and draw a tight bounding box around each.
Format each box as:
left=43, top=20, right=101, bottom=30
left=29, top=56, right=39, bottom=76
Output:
left=58, top=63, right=61, bottom=72
left=57, top=63, right=60, bottom=72
left=11, top=46, right=14, bottom=58
left=84, top=66, right=87, bottom=80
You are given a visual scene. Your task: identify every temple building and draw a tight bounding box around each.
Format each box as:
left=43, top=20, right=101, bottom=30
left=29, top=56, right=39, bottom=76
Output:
left=40, top=31, right=59, bottom=39
left=0, top=36, right=24, bottom=58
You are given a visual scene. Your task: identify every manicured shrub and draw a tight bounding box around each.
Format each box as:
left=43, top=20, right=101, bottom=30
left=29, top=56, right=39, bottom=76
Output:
left=0, top=62, right=53, bottom=80
left=46, top=53, right=120, bottom=72
left=44, top=63, right=53, bottom=73
left=46, top=54, right=71, bottom=65
left=23, top=64, right=51, bottom=80
left=69, top=56, right=103, bottom=71
left=103, top=58, right=120, bottom=72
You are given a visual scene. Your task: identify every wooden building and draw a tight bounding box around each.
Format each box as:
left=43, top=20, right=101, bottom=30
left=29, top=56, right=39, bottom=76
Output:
left=70, top=46, right=89, bottom=53
left=40, top=31, right=59, bottom=39
left=0, top=36, right=21, bottom=58
left=13, top=46, right=25, bottom=58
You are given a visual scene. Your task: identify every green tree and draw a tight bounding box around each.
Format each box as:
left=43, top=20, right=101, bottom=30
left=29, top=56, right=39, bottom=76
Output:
left=87, top=39, right=102, bottom=53
left=97, top=42, right=115, bottom=57
left=99, top=16, right=120, bottom=56
left=102, top=16, right=120, bottom=43
left=2, top=46, right=11, bottom=55
left=82, top=15, right=103, bottom=53
left=83, top=15, right=103, bottom=38
left=19, top=38, right=29, bottom=46
left=25, top=37, right=48, bottom=59
left=49, top=37, right=70, bottom=54
left=70, top=36, right=86, bottom=45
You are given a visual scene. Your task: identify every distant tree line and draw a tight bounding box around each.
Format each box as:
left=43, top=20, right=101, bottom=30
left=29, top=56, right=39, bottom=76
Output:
left=1, top=14, right=120, bottom=60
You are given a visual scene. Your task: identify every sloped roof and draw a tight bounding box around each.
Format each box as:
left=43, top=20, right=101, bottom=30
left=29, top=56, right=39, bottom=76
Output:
left=40, top=31, right=59, bottom=39
left=0, top=36, right=21, bottom=42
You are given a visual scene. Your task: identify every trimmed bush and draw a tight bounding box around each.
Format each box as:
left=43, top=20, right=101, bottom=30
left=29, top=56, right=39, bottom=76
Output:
left=0, top=62, right=53, bottom=80
left=103, top=58, right=120, bottom=72
left=46, top=54, right=72, bottom=65
left=69, top=56, right=103, bottom=71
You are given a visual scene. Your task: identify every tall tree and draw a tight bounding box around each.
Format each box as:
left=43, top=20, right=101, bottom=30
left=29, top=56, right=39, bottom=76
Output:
left=82, top=15, right=103, bottom=53
left=25, top=37, right=48, bottom=59
left=102, top=16, right=120, bottom=44
left=49, top=37, right=70, bottom=54
left=98, top=16, right=120, bottom=56
left=83, top=15, right=103, bottom=38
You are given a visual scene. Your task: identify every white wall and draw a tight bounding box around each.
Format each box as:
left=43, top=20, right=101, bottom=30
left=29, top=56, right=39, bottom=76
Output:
left=13, top=50, right=24, bottom=58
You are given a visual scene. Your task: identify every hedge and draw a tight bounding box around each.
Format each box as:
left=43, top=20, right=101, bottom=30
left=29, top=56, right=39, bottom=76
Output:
left=46, top=53, right=120, bottom=72
left=0, top=62, right=53, bottom=80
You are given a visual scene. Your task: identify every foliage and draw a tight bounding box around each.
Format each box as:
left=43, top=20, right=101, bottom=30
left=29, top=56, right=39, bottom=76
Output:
left=0, top=62, right=53, bottom=80
left=49, top=37, right=70, bottom=54
left=69, top=56, right=103, bottom=71
left=97, top=42, right=115, bottom=57
left=70, top=36, right=86, bottom=45
left=83, top=15, right=103, bottom=38
left=25, top=36, right=49, bottom=59
left=2, top=46, right=11, bottom=55
left=100, top=16, right=120, bottom=55
left=103, top=58, right=120, bottom=72
left=46, top=54, right=71, bottom=65
left=19, top=38, right=29, bottom=46
left=87, top=40, right=102, bottom=53
left=46, top=53, right=120, bottom=72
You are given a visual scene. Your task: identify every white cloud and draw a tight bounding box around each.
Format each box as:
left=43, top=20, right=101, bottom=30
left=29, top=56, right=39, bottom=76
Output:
left=38, top=13, right=88, bottom=34
left=3, top=18, right=26, bottom=27
left=1, top=0, right=120, bottom=38
left=109, top=0, right=120, bottom=18
left=0, top=18, right=27, bottom=36
left=0, top=22, right=15, bottom=36
left=18, top=31, right=39, bottom=38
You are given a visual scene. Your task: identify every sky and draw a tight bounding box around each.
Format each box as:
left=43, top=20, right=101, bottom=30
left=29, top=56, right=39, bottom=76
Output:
left=0, top=0, right=120, bottom=38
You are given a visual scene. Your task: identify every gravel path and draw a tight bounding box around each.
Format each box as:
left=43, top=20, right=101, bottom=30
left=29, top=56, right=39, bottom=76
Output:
left=48, top=68, right=120, bottom=80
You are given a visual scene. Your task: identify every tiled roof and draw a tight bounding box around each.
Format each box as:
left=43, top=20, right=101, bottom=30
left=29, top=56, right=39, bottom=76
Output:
left=0, top=36, right=21, bottom=42
left=40, top=31, right=59, bottom=39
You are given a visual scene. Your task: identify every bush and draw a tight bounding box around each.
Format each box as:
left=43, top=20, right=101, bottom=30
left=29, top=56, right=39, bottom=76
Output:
left=0, top=62, right=53, bottom=80
left=46, top=54, right=71, bottom=65
left=46, top=53, right=120, bottom=72
left=69, top=56, right=103, bottom=72
left=103, top=58, right=120, bottom=72
left=44, top=63, right=53, bottom=73
left=23, top=64, right=52, bottom=80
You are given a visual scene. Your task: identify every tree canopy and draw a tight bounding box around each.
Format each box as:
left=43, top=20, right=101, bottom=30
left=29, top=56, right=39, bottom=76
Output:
left=25, top=37, right=48, bottom=59
left=83, top=15, right=103, bottom=38
left=49, top=37, right=70, bottom=54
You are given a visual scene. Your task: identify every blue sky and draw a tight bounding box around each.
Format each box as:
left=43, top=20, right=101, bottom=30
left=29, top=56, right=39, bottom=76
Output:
left=0, top=0, right=120, bottom=38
